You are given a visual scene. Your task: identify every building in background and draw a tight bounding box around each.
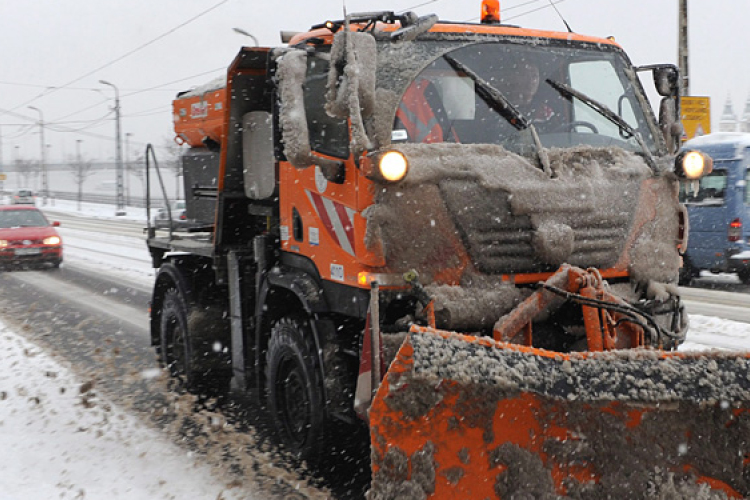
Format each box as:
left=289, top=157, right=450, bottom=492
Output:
left=717, top=94, right=750, bottom=133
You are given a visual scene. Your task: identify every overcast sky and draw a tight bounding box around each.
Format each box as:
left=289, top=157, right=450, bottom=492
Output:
left=0, top=0, right=745, bottom=165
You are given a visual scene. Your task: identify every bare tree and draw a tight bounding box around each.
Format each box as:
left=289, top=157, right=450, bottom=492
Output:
left=162, top=138, right=184, bottom=200
left=68, top=153, right=95, bottom=211
left=127, top=152, right=146, bottom=206
left=15, top=158, right=36, bottom=189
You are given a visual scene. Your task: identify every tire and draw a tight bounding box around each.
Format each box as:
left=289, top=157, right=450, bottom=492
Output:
left=159, top=287, right=230, bottom=398
left=738, top=269, right=750, bottom=285
left=678, top=256, right=697, bottom=286
left=266, top=316, right=327, bottom=464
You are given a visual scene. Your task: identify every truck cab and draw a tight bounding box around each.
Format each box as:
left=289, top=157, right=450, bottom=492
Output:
left=679, top=132, right=750, bottom=284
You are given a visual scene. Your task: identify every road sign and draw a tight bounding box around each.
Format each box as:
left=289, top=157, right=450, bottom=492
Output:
left=681, top=96, right=711, bottom=141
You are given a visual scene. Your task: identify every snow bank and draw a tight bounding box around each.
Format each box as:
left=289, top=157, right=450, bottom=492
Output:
left=0, top=324, right=248, bottom=500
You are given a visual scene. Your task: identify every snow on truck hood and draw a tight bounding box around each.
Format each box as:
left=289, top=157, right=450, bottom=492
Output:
left=363, top=143, right=682, bottom=329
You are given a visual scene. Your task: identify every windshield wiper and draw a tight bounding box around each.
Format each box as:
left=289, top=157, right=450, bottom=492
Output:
left=444, top=54, right=528, bottom=130
left=443, top=54, right=552, bottom=176
left=546, top=78, right=657, bottom=171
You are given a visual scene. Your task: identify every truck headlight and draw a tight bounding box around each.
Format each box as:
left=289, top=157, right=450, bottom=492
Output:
left=379, top=151, right=409, bottom=182
left=676, top=150, right=713, bottom=179
left=364, top=150, right=410, bottom=183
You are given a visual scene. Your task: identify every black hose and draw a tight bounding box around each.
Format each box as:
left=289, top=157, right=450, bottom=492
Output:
left=537, top=283, right=673, bottom=347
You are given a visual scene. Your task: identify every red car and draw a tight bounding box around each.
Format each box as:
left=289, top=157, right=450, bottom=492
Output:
left=0, top=206, right=62, bottom=268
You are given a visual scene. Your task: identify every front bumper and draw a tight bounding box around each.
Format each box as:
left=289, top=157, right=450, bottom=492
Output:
left=727, top=248, right=750, bottom=274
left=0, top=246, right=62, bottom=266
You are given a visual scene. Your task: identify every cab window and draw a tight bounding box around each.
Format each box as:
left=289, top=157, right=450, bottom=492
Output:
left=680, top=170, right=727, bottom=204
left=304, top=56, right=349, bottom=158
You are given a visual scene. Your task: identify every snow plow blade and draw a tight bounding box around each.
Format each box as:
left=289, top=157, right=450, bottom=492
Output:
left=368, top=328, right=750, bottom=499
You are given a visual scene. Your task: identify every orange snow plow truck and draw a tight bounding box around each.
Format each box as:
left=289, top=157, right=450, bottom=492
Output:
left=147, top=3, right=750, bottom=498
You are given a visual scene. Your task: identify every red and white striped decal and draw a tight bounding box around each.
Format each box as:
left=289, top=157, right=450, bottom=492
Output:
left=306, top=190, right=356, bottom=255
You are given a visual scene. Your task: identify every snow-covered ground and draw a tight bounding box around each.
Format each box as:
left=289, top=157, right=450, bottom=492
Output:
left=0, top=325, right=249, bottom=500
left=1, top=199, right=749, bottom=498
left=0, top=199, right=255, bottom=499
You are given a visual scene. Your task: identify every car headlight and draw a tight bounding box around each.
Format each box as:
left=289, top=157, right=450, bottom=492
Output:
left=676, top=150, right=713, bottom=179
left=0, top=240, right=7, bottom=248
left=43, top=236, right=61, bottom=245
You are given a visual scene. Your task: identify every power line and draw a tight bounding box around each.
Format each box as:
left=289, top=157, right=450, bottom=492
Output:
left=121, top=67, right=226, bottom=98
left=1, top=0, right=232, bottom=117
left=397, top=0, right=439, bottom=13
left=48, top=67, right=227, bottom=125
left=506, top=0, right=568, bottom=21
left=461, top=0, right=567, bottom=23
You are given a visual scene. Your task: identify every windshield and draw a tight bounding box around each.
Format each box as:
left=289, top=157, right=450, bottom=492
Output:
left=679, top=169, right=727, bottom=204
left=389, top=40, right=659, bottom=156
left=0, top=209, right=49, bottom=228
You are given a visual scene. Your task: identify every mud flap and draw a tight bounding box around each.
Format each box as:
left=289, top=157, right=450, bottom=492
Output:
left=368, top=328, right=750, bottom=499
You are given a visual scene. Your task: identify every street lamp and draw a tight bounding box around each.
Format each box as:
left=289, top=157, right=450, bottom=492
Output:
left=232, top=27, right=259, bottom=46
left=99, top=79, right=126, bottom=215
left=27, top=106, right=48, bottom=205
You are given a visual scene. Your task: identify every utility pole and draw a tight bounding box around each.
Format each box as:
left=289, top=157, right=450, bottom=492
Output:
left=100, top=80, right=126, bottom=215
left=27, top=106, right=48, bottom=205
left=76, top=139, right=83, bottom=211
left=678, top=0, right=689, bottom=96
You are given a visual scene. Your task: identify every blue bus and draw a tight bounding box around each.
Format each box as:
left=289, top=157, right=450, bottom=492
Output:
left=679, top=133, right=750, bottom=284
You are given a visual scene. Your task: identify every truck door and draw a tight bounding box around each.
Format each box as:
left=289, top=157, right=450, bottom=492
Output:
left=278, top=49, right=369, bottom=286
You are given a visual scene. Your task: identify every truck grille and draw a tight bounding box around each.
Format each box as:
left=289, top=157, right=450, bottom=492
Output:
left=440, top=179, right=633, bottom=274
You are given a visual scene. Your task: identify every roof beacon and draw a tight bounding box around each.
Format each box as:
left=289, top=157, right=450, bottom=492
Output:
left=481, top=0, right=500, bottom=24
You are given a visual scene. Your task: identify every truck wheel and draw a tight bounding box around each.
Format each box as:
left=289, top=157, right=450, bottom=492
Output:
left=266, top=316, right=326, bottom=464
left=678, top=257, right=697, bottom=286
left=159, top=288, right=230, bottom=398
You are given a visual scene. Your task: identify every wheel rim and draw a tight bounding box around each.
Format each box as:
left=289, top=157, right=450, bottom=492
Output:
left=276, top=356, right=311, bottom=447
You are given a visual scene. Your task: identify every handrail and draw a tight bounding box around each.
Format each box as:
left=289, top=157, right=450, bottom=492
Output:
left=145, top=144, right=173, bottom=241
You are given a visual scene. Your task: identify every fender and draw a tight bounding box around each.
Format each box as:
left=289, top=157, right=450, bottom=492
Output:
left=254, top=265, right=332, bottom=404
left=261, top=265, right=330, bottom=315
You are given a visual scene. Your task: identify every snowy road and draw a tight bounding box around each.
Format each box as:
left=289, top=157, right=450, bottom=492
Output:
left=1, top=200, right=749, bottom=499
left=0, top=201, right=358, bottom=500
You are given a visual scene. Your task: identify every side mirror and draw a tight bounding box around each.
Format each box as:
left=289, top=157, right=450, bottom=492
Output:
left=242, top=111, right=276, bottom=199
left=653, top=65, right=680, bottom=97
left=659, top=96, right=683, bottom=154
left=52, top=221, right=60, bottom=227
left=638, top=64, right=681, bottom=153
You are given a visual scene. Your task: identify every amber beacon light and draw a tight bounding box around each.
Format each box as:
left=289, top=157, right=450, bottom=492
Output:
left=481, top=0, right=501, bottom=24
